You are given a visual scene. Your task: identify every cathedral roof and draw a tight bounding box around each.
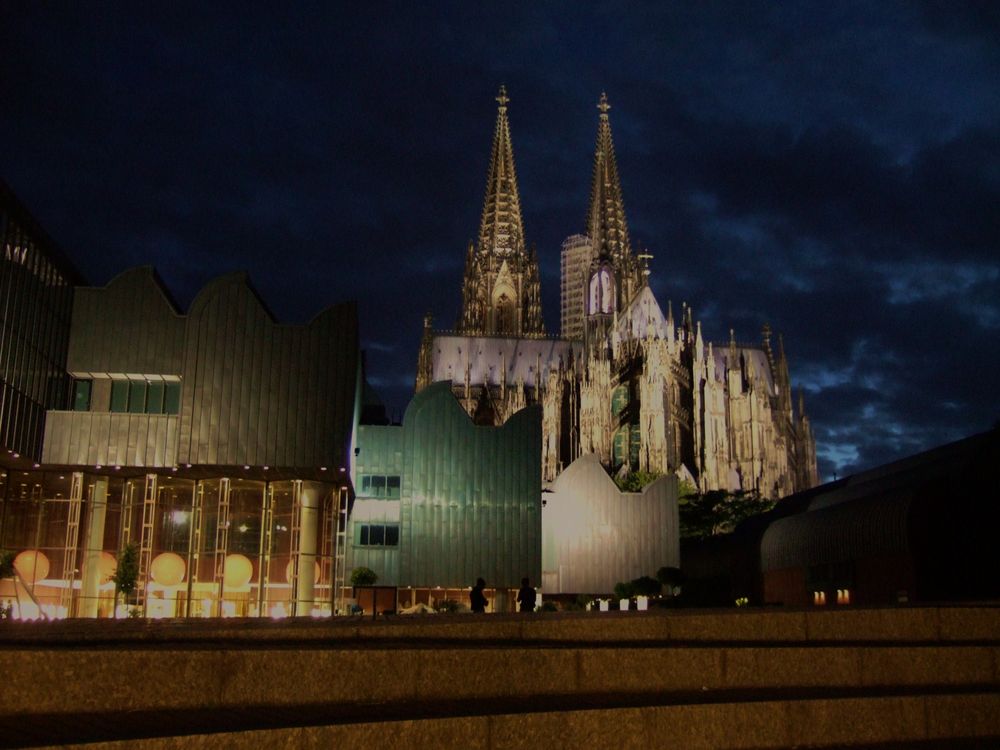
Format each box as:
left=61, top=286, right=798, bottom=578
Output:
left=586, top=93, right=631, bottom=263
left=478, top=85, right=526, bottom=256
left=615, top=285, right=670, bottom=340
left=430, top=334, right=575, bottom=389
left=711, top=345, right=776, bottom=394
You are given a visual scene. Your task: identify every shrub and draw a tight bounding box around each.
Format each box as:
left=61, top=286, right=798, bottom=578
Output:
left=350, top=567, right=378, bottom=587
left=631, top=575, right=662, bottom=597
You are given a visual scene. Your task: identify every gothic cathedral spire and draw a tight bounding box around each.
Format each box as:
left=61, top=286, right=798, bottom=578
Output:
left=586, top=93, right=642, bottom=309
left=478, top=85, right=526, bottom=256
left=457, top=87, right=544, bottom=337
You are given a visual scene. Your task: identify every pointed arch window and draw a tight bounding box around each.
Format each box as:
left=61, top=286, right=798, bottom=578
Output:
left=495, top=293, right=515, bottom=333
left=588, top=263, right=616, bottom=314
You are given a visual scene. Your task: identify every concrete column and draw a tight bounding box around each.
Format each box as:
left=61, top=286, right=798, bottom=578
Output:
left=294, top=482, right=320, bottom=615
left=79, top=475, right=109, bottom=618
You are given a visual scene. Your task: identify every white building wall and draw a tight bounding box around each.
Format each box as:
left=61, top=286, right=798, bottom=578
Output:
left=542, top=453, right=679, bottom=594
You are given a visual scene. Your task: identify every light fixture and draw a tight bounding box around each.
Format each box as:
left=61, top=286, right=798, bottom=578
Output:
left=243, top=465, right=250, bottom=470
left=263, top=465, right=269, bottom=471
left=319, top=467, right=327, bottom=472
left=32, top=463, right=40, bottom=468
left=95, top=465, right=102, bottom=470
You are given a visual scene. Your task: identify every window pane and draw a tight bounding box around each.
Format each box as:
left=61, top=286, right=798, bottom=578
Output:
left=72, top=380, right=91, bottom=411
left=372, top=476, right=386, bottom=497
left=385, top=525, right=399, bottom=546
left=361, top=476, right=372, bottom=496
left=386, top=476, right=401, bottom=498
left=128, top=381, right=147, bottom=414
left=164, top=382, right=181, bottom=415
left=147, top=381, right=165, bottom=414
left=370, top=525, right=385, bottom=545
left=359, top=525, right=369, bottom=545
left=110, top=381, right=129, bottom=412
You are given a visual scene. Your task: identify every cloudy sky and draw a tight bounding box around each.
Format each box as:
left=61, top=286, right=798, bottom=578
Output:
left=2, top=3, right=997, bottom=481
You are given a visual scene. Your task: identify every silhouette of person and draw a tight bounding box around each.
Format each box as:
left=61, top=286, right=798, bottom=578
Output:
left=470, top=577, right=488, bottom=613
left=517, top=577, right=537, bottom=613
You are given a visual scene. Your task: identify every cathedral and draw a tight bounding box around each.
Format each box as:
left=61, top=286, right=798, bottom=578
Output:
left=416, top=87, right=818, bottom=498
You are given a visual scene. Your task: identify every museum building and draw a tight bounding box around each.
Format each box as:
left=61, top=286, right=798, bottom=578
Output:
left=1, top=180, right=367, bottom=618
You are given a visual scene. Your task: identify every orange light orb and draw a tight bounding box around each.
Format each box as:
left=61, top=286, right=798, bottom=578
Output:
left=223, top=554, right=253, bottom=589
left=13, top=550, right=50, bottom=582
left=150, top=552, right=186, bottom=586
left=98, top=551, right=117, bottom=583
left=285, top=559, right=322, bottom=584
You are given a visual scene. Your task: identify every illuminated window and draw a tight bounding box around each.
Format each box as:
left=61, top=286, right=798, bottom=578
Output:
left=836, top=589, right=851, bottom=605
left=813, top=591, right=826, bottom=606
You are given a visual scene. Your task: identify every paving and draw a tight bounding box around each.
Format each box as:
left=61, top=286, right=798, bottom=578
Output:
left=1, top=605, right=998, bottom=748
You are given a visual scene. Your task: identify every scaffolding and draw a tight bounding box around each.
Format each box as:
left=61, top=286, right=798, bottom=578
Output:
left=59, top=473, right=83, bottom=615
left=256, top=483, right=274, bottom=616
left=211, top=478, right=231, bottom=617
left=288, top=480, right=303, bottom=615
left=332, top=485, right=349, bottom=615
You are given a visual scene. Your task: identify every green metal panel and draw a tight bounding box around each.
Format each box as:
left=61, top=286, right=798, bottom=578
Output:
left=350, top=382, right=541, bottom=589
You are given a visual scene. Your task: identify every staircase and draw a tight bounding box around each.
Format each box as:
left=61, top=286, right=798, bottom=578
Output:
left=1, top=606, right=998, bottom=748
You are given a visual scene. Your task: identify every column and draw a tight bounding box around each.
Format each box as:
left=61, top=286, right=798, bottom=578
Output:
left=79, top=475, right=108, bottom=618
left=294, top=482, right=320, bottom=615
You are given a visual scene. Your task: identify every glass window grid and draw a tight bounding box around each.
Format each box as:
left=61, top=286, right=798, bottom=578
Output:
left=358, top=474, right=401, bottom=498
left=356, top=522, right=400, bottom=547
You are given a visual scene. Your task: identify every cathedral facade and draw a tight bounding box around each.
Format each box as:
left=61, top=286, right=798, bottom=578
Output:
left=416, top=88, right=818, bottom=498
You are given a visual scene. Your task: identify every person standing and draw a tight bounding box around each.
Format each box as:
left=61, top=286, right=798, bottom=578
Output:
left=517, top=577, right=537, bottom=613
left=470, top=577, right=488, bottom=613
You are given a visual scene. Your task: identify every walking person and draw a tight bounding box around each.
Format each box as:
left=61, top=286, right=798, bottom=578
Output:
left=517, top=577, right=537, bottom=612
left=470, top=577, right=488, bottom=613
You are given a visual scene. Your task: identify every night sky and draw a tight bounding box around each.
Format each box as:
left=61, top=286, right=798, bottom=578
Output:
left=2, top=3, right=998, bottom=482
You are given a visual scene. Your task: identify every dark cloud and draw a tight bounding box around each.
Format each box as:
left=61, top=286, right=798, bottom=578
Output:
left=1, top=2, right=997, bottom=481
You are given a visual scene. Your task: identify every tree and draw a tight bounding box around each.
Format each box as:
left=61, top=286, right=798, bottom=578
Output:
left=614, top=470, right=662, bottom=493
left=112, top=543, right=139, bottom=618
left=613, top=581, right=636, bottom=600
left=350, top=567, right=378, bottom=586
left=679, top=489, right=776, bottom=539
left=631, top=575, right=662, bottom=597
left=350, top=567, right=378, bottom=618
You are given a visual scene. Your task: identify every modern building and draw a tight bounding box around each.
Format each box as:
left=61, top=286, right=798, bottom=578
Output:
left=542, top=453, right=679, bottom=595
left=0, top=180, right=82, bottom=464
left=416, top=89, right=818, bottom=497
left=1, top=261, right=361, bottom=619
left=682, top=428, right=1000, bottom=607
left=349, top=381, right=542, bottom=612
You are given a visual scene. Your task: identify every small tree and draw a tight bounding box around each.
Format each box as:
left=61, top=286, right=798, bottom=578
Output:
left=613, top=580, right=636, bottom=601
left=112, top=543, right=139, bottom=619
left=631, top=575, right=662, bottom=597
left=350, top=567, right=378, bottom=586
left=614, top=471, right=662, bottom=493
left=350, top=567, right=378, bottom=617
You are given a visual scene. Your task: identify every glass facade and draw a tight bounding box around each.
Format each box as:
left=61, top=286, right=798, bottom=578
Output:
left=0, top=189, right=78, bottom=461
left=0, top=469, right=344, bottom=619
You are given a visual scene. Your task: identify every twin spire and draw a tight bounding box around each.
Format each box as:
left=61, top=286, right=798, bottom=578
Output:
left=587, top=92, right=631, bottom=264
left=477, top=87, right=633, bottom=269
left=478, top=85, right=526, bottom=255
